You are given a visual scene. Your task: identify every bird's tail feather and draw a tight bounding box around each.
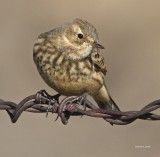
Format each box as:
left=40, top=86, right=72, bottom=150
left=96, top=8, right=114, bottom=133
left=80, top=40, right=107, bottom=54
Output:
left=95, top=96, right=120, bottom=111
left=94, top=85, right=120, bottom=111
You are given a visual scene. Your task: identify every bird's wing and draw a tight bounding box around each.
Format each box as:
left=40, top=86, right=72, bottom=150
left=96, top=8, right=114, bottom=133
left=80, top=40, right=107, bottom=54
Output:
left=91, top=51, right=107, bottom=75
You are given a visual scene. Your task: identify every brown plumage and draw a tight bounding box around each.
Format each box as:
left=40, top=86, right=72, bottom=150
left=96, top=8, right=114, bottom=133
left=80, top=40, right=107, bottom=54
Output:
left=33, top=18, right=119, bottom=111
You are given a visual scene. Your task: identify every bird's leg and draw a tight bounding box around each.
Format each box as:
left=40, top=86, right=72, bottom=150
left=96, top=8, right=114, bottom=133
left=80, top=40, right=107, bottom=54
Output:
left=70, top=93, right=88, bottom=110
left=55, top=96, right=77, bottom=124
left=57, top=93, right=89, bottom=124
left=37, top=90, right=61, bottom=117
left=39, top=90, right=61, bottom=102
left=46, top=93, right=61, bottom=117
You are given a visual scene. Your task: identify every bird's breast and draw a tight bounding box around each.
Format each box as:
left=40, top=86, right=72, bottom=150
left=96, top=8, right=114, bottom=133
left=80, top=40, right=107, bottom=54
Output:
left=35, top=51, right=104, bottom=96
left=53, top=56, right=104, bottom=95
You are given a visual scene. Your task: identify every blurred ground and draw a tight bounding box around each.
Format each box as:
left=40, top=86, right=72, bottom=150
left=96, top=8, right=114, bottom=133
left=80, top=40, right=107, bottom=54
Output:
left=0, top=0, right=160, bottom=157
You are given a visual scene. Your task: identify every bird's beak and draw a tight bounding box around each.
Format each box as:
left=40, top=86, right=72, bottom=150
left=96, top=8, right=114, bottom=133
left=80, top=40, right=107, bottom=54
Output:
left=94, top=41, right=105, bottom=49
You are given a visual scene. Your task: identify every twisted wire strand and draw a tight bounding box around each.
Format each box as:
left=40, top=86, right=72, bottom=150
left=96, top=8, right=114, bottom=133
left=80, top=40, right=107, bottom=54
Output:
left=0, top=90, right=160, bottom=125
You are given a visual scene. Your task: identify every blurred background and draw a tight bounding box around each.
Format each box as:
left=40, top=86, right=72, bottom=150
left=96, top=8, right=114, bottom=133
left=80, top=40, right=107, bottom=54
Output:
left=0, top=0, right=160, bottom=157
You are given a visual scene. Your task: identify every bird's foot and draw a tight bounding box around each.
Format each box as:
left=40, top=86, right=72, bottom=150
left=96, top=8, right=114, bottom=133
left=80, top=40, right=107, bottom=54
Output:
left=36, top=90, right=61, bottom=117
left=70, top=93, right=88, bottom=110
left=56, top=96, right=77, bottom=124
left=57, top=93, right=88, bottom=125
left=38, top=90, right=61, bottom=102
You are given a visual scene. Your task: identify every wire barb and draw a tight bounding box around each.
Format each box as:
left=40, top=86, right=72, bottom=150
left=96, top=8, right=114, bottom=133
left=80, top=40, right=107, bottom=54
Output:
left=0, top=90, right=160, bottom=125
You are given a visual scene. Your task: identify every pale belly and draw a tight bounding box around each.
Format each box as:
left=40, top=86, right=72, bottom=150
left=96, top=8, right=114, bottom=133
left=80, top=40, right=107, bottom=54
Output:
left=52, top=72, right=103, bottom=96
left=38, top=58, right=104, bottom=96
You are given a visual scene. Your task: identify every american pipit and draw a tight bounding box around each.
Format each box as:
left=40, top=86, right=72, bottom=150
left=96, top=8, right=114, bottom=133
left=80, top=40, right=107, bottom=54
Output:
left=33, top=18, right=119, bottom=111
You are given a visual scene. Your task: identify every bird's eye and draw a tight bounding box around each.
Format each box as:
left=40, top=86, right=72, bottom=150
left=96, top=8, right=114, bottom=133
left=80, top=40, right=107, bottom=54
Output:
left=77, top=33, right=84, bottom=39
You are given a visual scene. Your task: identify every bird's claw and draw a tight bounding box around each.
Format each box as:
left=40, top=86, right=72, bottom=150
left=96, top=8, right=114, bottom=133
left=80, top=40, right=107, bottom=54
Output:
left=57, top=93, right=89, bottom=124
left=71, top=93, right=88, bottom=110
left=46, top=100, right=53, bottom=117
left=38, top=90, right=61, bottom=102
left=36, top=90, right=61, bottom=117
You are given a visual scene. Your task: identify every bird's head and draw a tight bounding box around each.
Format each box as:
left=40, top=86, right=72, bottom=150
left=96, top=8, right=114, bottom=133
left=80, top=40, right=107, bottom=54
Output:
left=61, top=18, right=104, bottom=60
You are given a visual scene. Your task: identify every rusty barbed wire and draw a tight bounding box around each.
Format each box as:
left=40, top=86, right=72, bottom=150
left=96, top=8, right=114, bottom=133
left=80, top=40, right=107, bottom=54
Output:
left=0, top=90, right=160, bottom=125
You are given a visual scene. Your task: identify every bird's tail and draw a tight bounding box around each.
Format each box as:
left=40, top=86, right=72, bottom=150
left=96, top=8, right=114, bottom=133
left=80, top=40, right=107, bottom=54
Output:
left=94, top=85, right=120, bottom=111
left=95, top=96, right=120, bottom=111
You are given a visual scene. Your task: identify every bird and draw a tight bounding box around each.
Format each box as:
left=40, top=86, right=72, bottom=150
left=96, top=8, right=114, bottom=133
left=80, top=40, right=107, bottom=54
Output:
left=33, top=18, right=120, bottom=113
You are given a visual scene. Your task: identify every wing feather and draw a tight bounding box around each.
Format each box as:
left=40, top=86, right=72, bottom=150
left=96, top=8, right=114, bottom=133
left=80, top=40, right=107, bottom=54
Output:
left=91, top=51, right=107, bottom=75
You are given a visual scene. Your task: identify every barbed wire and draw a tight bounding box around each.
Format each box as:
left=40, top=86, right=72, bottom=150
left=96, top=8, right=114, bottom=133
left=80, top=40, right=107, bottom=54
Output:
left=0, top=90, right=160, bottom=125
